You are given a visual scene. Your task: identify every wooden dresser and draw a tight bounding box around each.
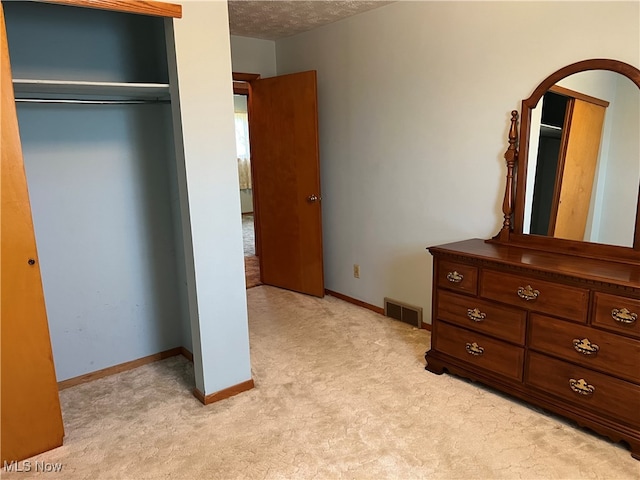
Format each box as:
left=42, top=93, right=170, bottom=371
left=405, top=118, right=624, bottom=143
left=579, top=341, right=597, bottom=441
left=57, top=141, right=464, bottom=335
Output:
left=424, top=59, right=640, bottom=458
left=426, top=238, right=640, bottom=458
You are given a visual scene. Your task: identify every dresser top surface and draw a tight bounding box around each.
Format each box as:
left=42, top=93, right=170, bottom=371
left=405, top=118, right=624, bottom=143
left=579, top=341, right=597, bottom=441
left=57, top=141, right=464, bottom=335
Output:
left=429, top=238, right=640, bottom=290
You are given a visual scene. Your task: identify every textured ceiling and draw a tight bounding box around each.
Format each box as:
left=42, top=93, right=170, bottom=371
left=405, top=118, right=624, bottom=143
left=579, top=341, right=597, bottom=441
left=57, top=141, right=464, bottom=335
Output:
left=228, top=1, right=394, bottom=40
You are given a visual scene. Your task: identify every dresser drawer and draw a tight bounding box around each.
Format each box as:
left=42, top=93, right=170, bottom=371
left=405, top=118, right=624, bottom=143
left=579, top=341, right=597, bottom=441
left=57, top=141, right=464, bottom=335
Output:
left=593, top=292, right=640, bottom=339
left=526, top=352, right=640, bottom=427
left=436, top=290, right=526, bottom=345
left=529, top=314, right=640, bottom=383
left=434, top=322, right=524, bottom=381
left=480, top=270, right=589, bottom=323
left=436, top=260, right=478, bottom=295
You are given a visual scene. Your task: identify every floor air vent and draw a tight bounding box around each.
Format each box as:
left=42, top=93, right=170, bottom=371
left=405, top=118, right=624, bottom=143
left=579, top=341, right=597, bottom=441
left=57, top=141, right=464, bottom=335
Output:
left=384, top=298, right=422, bottom=328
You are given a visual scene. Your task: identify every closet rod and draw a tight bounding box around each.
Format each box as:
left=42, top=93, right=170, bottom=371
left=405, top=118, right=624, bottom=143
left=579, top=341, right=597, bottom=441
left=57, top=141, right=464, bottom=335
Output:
left=15, top=98, right=170, bottom=105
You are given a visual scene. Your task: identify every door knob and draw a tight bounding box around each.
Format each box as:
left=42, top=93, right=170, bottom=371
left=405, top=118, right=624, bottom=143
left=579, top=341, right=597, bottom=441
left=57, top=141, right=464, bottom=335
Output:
left=307, top=194, right=321, bottom=202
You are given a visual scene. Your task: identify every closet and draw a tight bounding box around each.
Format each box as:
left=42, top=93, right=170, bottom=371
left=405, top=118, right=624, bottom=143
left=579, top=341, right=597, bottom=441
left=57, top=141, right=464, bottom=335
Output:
left=1, top=0, right=185, bottom=463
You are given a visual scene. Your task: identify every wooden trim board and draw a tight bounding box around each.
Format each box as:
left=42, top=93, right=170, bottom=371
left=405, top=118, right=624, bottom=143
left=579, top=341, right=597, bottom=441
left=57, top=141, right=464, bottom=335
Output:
left=61, top=344, right=254, bottom=405
left=233, top=72, right=260, bottom=95
left=325, top=289, right=384, bottom=315
left=233, top=72, right=261, bottom=82
left=39, top=0, right=182, bottom=18
left=233, top=81, right=250, bottom=95
left=58, top=347, right=256, bottom=405
left=193, top=379, right=255, bottom=405
left=325, top=289, right=432, bottom=331
left=57, top=347, right=190, bottom=390
left=180, top=346, right=194, bottom=362
left=549, top=85, right=610, bottom=108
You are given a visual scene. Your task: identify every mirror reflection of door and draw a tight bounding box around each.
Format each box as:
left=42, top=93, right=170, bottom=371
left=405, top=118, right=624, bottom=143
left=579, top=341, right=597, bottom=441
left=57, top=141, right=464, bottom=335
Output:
left=529, top=86, right=608, bottom=241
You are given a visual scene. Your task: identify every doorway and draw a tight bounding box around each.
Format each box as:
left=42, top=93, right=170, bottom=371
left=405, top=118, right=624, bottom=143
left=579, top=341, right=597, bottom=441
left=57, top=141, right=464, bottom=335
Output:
left=232, top=70, right=325, bottom=297
left=233, top=74, right=262, bottom=289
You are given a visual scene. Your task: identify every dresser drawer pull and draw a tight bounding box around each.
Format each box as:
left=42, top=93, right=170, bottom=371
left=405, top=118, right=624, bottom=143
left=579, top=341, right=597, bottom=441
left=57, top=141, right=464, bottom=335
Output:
left=611, top=307, right=638, bottom=325
left=517, top=285, right=539, bottom=301
left=572, top=338, right=599, bottom=356
left=465, top=342, right=484, bottom=356
left=569, top=378, right=595, bottom=396
left=466, top=308, right=486, bottom=322
left=446, top=271, right=464, bottom=283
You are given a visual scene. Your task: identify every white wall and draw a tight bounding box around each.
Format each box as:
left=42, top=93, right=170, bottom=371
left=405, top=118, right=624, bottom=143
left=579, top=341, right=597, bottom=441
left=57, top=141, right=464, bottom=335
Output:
left=596, top=75, right=640, bottom=246
left=169, top=1, right=252, bottom=395
left=523, top=97, right=543, bottom=233
left=239, top=190, right=253, bottom=214
left=230, top=35, right=277, bottom=77
left=19, top=105, right=183, bottom=381
left=274, top=1, right=640, bottom=322
left=229, top=37, right=277, bottom=215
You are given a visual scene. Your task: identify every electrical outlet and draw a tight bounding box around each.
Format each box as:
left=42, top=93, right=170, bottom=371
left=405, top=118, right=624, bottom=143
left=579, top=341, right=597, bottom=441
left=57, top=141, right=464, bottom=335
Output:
left=353, top=264, right=360, bottom=278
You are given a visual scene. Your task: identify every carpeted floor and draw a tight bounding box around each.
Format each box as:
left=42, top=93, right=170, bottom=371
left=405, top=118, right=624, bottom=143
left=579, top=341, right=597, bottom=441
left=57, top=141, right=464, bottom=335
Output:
left=242, top=213, right=261, bottom=288
left=242, top=213, right=255, bottom=256
left=6, top=286, right=638, bottom=479
left=244, top=255, right=262, bottom=289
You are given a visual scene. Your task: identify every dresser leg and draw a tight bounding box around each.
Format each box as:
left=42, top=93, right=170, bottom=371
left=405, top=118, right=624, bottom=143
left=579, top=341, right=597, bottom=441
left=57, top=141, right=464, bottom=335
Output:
left=629, top=440, right=640, bottom=461
left=424, top=350, right=445, bottom=374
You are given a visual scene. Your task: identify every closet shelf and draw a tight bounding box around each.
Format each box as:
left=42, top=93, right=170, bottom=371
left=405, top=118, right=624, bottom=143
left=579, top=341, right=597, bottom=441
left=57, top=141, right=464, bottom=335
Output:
left=13, top=79, right=171, bottom=102
left=540, top=123, right=562, bottom=138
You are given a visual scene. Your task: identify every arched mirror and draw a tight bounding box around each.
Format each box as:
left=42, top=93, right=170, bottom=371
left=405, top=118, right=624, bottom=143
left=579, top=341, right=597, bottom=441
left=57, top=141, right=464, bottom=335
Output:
left=510, top=59, right=640, bottom=253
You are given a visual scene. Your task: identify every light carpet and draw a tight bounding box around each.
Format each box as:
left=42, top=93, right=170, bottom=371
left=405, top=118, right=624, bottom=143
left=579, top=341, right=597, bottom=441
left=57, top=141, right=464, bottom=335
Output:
left=6, top=286, right=638, bottom=479
left=244, top=255, right=262, bottom=289
left=242, top=213, right=255, bottom=256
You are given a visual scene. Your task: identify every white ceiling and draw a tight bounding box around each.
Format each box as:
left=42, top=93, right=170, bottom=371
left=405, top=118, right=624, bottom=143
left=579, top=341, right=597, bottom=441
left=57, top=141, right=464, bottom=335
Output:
left=228, top=1, right=394, bottom=41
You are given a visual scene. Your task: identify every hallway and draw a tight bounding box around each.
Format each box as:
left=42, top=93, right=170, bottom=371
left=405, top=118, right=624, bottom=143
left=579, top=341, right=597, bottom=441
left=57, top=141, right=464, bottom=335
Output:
left=243, top=213, right=261, bottom=288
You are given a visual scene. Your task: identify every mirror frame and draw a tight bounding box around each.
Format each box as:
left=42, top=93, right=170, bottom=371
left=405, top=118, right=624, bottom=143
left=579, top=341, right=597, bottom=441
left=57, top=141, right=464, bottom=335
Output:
left=496, top=59, right=640, bottom=263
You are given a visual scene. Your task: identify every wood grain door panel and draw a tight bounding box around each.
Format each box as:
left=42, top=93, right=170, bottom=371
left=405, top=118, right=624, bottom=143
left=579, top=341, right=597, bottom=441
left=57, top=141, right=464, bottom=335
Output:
left=1, top=4, right=64, bottom=462
left=249, top=71, right=324, bottom=297
left=436, top=260, right=478, bottom=295
left=434, top=322, right=524, bottom=381
left=436, top=290, right=527, bottom=345
left=529, top=314, right=640, bottom=383
left=526, top=352, right=640, bottom=427
left=593, top=292, right=640, bottom=339
left=552, top=99, right=606, bottom=241
left=481, top=269, right=589, bottom=323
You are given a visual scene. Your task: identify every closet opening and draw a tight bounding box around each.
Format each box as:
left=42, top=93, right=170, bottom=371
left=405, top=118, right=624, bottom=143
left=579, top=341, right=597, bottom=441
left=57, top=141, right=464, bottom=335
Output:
left=4, top=1, right=192, bottom=389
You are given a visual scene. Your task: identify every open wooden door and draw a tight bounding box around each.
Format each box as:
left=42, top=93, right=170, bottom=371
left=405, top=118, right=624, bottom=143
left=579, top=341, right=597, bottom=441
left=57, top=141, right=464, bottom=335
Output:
left=1, top=4, right=64, bottom=463
left=249, top=71, right=324, bottom=297
left=551, top=98, right=607, bottom=241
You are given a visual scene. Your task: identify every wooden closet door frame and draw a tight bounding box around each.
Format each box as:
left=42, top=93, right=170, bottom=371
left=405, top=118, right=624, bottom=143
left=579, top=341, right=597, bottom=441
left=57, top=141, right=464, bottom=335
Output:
left=1, top=3, right=65, bottom=463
